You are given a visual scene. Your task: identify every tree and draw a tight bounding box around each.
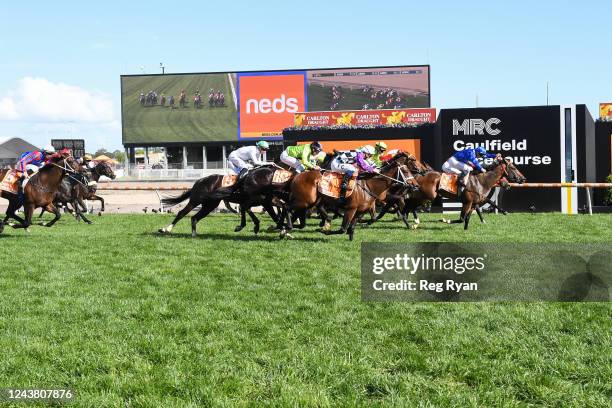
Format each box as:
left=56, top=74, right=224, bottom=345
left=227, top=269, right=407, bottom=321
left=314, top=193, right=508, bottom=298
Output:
left=114, top=151, right=126, bottom=164
left=94, top=148, right=110, bottom=158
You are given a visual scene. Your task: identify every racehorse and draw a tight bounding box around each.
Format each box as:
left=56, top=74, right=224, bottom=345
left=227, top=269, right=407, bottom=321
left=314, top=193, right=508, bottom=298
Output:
left=158, top=166, right=286, bottom=237
left=439, top=157, right=525, bottom=229
left=0, top=152, right=78, bottom=231
left=276, top=153, right=416, bottom=240
left=39, top=160, right=116, bottom=219
left=179, top=93, right=187, bottom=108
left=194, top=94, right=202, bottom=109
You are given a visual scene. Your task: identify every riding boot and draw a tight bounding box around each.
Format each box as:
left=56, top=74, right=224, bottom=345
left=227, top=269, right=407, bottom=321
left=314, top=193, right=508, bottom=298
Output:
left=339, top=172, right=352, bottom=204
left=457, top=171, right=468, bottom=196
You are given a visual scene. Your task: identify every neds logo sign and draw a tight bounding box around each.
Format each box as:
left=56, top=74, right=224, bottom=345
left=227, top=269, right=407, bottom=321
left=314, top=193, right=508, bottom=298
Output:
left=245, top=94, right=299, bottom=114
left=453, top=118, right=501, bottom=136
left=238, top=72, right=306, bottom=138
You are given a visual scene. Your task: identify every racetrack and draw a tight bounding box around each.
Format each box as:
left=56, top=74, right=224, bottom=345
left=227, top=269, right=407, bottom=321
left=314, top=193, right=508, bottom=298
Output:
left=307, top=84, right=429, bottom=111
left=121, top=74, right=238, bottom=144
left=0, top=213, right=610, bottom=406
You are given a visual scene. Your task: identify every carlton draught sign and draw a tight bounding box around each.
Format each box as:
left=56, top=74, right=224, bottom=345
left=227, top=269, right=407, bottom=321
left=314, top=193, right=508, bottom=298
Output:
left=439, top=106, right=562, bottom=211
left=294, top=108, right=436, bottom=127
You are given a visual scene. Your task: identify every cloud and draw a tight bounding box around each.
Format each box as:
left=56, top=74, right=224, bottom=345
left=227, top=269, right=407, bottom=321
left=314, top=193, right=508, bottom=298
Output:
left=0, top=77, right=115, bottom=123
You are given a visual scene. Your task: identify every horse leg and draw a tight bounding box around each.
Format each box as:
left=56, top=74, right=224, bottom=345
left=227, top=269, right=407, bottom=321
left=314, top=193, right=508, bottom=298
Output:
left=191, top=201, right=217, bottom=237
left=12, top=202, right=35, bottom=231
left=42, top=203, right=62, bottom=227
left=326, top=207, right=356, bottom=235
left=91, top=195, right=105, bottom=213
left=246, top=208, right=260, bottom=234
left=76, top=198, right=93, bottom=224
left=463, top=203, right=473, bottom=230
left=475, top=205, right=486, bottom=224
left=39, top=208, right=46, bottom=218
left=159, top=201, right=195, bottom=233
left=262, top=198, right=278, bottom=223
left=485, top=199, right=508, bottom=215
left=317, top=204, right=331, bottom=231
left=374, top=201, right=393, bottom=222
left=347, top=215, right=360, bottom=241
left=234, top=206, right=247, bottom=232
left=6, top=200, right=26, bottom=228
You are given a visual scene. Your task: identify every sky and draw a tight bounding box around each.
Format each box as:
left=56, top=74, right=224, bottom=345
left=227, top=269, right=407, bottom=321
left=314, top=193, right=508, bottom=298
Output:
left=0, top=1, right=609, bottom=151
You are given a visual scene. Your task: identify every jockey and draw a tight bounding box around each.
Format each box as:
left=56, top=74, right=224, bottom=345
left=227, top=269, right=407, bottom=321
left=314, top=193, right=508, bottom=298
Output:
left=16, top=144, right=56, bottom=179
left=280, top=141, right=323, bottom=173
left=82, top=154, right=95, bottom=171
left=370, top=141, right=387, bottom=168
left=442, top=146, right=497, bottom=195
left=331, top=145, right=377, bottom=203
left=227, top=141, right=270, bottom=179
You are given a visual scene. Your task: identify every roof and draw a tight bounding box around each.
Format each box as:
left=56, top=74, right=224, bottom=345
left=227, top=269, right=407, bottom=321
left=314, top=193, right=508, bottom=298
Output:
left=0, top=138, right=40, bottom=159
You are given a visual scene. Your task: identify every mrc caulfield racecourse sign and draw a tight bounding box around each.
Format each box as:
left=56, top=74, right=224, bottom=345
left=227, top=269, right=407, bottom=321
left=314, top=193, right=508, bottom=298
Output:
left=450, top=117, right=552, bottom=166
left=439, top=106, right=562, bottom=211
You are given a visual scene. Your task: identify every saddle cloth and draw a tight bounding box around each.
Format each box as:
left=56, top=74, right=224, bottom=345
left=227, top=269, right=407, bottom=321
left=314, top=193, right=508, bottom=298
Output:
left=272, top=169, right=293, bottom=184
left=439, top=173, right=458, bottom=195
left=0, top=170, right=20, bottom=194
left=221, top=174, right=238, bottom=187
left=318, top=171, right=357, bottom=199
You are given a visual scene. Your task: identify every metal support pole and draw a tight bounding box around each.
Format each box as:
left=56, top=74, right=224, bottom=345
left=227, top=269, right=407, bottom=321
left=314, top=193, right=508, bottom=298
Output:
left=182, top=146, right=188, bottom=169
left=586, top=187, right=593, bottom=215
left=202, top=145, right=207, bottom=169
left=125, top=147, right=130, bottom=176
left=222, top=145, right=227, bottom=170
left=144, top=147, right=149, bottom=168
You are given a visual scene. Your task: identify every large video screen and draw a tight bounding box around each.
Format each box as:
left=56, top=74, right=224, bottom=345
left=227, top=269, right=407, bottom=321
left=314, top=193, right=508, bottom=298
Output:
left=121, top=66, right=430, bottom=144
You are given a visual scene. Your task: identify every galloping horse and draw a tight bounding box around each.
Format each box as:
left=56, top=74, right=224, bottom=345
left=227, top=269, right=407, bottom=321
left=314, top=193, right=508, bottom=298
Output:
left=158, top=165, right=287, bottom=237
left=439, top=157, right=525, bottom=229
left=0, top=152, right=78, bottom=231
left=276, top=153, right=417, bottom=240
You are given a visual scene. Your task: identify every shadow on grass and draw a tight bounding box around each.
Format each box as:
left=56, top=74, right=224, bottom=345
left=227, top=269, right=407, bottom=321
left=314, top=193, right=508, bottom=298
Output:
left=140, top=231, right=329, bottom=243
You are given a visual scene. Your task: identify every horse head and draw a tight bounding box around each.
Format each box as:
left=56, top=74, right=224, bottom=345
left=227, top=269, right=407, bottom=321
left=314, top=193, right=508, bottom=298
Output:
left=496, top=157, right=526, bottom=184
left=96, top=161, right=116, bottom=179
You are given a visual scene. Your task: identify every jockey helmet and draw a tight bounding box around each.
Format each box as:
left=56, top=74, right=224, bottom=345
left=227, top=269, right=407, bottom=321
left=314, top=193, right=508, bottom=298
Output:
left=361, top=145, right=375, bottom=155
left=256, top=141, right=270, bottom=150
left=475, top=146, right=487, bottom=156
left=375, top=141, right=387, bottom=152
left=83, top=154, right=93, bottom=161
left=43, top=144, right=56, bottom=154
left=310, top=141, right=322, bottom=153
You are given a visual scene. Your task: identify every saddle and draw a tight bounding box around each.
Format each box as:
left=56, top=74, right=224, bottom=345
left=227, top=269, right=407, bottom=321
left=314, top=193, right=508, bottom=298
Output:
left=272, top=169, right=293, bottom=185
left=0, top=170, right=20, bottom=194
left=318, top=171, right=357, bottom=199
left=439, top=173, right=458, bottom=195
left=221, top=174, right=238, bottom=187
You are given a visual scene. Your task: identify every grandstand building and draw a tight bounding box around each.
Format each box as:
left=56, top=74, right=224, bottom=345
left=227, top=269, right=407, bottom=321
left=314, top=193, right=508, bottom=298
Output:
left=0, top=137, right=40, bottom=168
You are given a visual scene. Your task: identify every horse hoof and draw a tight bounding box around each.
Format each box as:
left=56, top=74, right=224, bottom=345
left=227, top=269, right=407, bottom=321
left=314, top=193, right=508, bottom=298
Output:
left=253, top=225, right=260, bottom=234
left=25, top=228, right=31, bottom=233
left=158, top=228, right=169, bottom=234
left=234, top=226, right=244, bottom=233
left=410, top=224, right=419, bottom=230
left=98, top=212, right=103, bottom=217
left=191, top=232, right=197, bottom=238
left=285, top=233, right=294, bottom=240
left=267, top=225, right=280, bottom=232
left=39, top=222, right=47, bottom=227
left=86, top=221, right=93, bottom=225
left=7, top=222, right=15, bottom=227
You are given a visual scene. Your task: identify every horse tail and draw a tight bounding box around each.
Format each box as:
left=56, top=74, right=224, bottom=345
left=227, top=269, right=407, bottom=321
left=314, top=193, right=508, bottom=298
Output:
left=161, top=189, right=192, bottom=207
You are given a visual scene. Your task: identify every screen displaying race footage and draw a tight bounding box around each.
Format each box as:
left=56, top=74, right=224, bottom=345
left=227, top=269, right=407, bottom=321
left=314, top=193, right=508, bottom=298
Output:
left=121, top=66, right=430, bottom=144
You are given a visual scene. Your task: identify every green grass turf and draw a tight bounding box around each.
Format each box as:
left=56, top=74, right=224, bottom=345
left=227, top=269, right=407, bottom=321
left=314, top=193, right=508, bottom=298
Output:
left=307, top=85, right=429, bottom=112
left=121, top=75, right=237, bottom=144
left=0, top=213, right=610, bottom=407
